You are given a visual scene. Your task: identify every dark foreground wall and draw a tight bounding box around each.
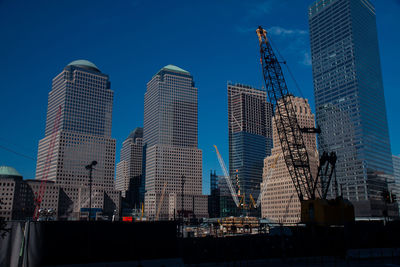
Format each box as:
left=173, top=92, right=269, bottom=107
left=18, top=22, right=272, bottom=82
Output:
left=1, top=221, right=178, bottom=267
left=181, top=221, right=400, bottom=264
left=2, top=220, right=400, bottom=266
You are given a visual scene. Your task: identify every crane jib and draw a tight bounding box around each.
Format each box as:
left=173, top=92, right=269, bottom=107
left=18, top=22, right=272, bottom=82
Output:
left=257, top=26, right=316, bottom=201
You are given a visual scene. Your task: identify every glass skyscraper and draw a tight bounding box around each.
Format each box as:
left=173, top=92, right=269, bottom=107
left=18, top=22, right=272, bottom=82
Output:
left=227, top=83, right=273, bottom=216
left=308, top=0, right=394, bottom=217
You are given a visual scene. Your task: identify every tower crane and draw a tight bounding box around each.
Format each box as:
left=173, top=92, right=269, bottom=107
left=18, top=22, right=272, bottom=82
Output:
left=33, top=105, right=62, bottom=220
left=256, top=26, right=354, bottom=225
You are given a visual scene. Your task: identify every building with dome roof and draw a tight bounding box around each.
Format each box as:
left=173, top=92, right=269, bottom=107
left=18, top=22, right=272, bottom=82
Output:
left=143, top=65, right=208, bottom=220
left=0, top=166, right=23, bottom=178
left=0, top=166, right=23, bottom=220
left=35, top=60, right=120, bottom=220
left=0, top=166, right=59, bottom=221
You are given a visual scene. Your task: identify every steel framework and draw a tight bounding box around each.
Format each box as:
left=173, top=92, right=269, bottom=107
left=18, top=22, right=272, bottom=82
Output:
left=257, top=26, right=315, bottom=201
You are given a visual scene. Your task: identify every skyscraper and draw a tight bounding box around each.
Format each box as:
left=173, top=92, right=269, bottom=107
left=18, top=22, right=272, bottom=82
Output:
left=227, top=83, right=273, bottom=215
left=308, top=0, right=393, bottom=216
left=143, top=65, right=208, bottom=220
left=261, top=97, right=319, bottom=223
left=35, top=60, right=119, bottom=219
left=208, top=170, right=221, bottom=218
left=116, top=127, right=143, bottom=202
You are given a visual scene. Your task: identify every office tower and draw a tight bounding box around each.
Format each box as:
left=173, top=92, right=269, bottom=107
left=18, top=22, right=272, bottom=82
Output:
left=208, top=171, right=224, bottom=218
left=227, top=83, right=273, bottom=215
left=209, top=170, right=238, bottom=217
left=143, top=65, right=208, bottom=220
left=0, top=166, right=25, bottom=221
left=308, top=0, right=394, bottom=217
left=261, top=97, right=319, bottom=223
left=35, top=60, right=120, bottom=219
left=116, top=128, right=143, bottom=202
left=208, top=171, right=220, bottom=218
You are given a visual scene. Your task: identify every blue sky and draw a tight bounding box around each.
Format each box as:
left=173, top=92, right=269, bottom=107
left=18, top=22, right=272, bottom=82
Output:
left=0, top=0, right=399, bottom=194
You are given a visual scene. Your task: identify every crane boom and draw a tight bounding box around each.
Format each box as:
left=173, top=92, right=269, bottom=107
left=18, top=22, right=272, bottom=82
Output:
left=256, top=26, right=355, bottom=225
left=33, top=105, right=62, bottom=220
left=213, top=145, right=240, bottom=207
left=256, top=26, right=315, bottom=201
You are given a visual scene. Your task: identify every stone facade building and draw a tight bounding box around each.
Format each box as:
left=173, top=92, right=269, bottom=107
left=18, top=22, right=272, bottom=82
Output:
left=261, top=97, right=319, bottom=223
left=143, top=65, right=207, bottom=220
left=35, top=60, right=120, bottom=219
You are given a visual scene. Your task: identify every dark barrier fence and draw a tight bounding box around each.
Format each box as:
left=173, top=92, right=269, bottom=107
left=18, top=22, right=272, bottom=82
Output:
left=1, top=220, right=400, bottom=266
left=182, top=221, right=400, bottom=264
left=1, top=221, right=178, bottom=267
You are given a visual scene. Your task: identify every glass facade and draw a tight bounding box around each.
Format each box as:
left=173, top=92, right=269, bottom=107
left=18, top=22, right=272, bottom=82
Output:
left=309, top=0, right=393, bottom=216
left=227, top=83, right=273, bottom=216
left=208, top=171, right=221, bottom=218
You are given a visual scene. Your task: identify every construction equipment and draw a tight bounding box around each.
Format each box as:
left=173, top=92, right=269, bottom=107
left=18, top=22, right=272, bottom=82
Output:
left=249, top=194, right=256, bottom=209
left=33, top=105, right=62, bottom=220
left=256, top=26, right=354, bottom=225
left=214, top=145, right=276, bottom=211
left=214, top=145, right=240, bottom=207
left=155, top=182, right=167, bottom=220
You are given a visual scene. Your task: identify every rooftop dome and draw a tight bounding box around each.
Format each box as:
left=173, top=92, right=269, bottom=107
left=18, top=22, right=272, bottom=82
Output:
left=160, top=64, right=190, bottom=74
left=0, top=166, right=22, bottom=177
left=67, top=59, right=101, bottom=73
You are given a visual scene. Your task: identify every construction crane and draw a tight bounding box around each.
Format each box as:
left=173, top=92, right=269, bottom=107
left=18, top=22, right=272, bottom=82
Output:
left=213, top=145, right=240, bottom=207
left=140, top=202, right=144, bottom=220
left=256, top=26, right=354, bottom=225
left=155, top=182, right=167, bottom=221
left=33, top=105, right=62, bottom=220
left=214, top=145, right=275, bottom=211
left=249, top=194, right=256, bottom=209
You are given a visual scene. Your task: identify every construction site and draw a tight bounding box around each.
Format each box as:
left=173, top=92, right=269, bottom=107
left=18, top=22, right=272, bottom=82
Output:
left=1, top=25, right=400, bottom=266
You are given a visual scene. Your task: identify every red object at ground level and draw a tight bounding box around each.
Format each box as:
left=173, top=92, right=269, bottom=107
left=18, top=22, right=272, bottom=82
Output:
left=122, top=217, right=133, bottom=222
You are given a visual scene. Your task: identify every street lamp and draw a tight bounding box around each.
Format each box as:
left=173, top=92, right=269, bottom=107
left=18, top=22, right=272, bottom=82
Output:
left=85, top=161, right=97, bottom=221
